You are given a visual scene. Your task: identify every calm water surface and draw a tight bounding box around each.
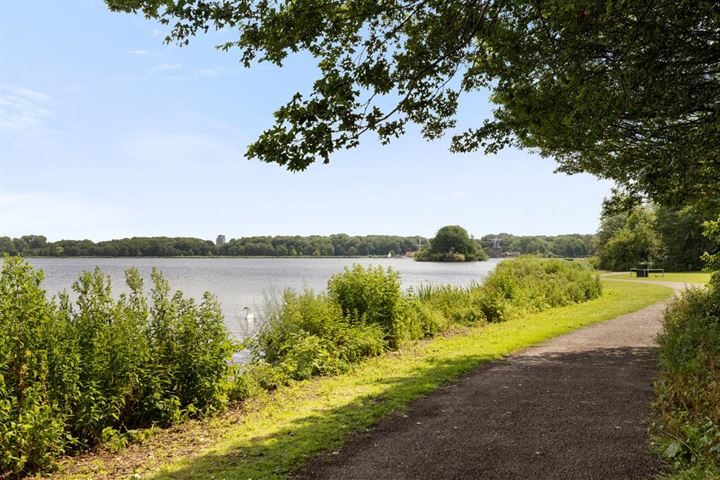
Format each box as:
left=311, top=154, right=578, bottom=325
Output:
left=27, top=257, right=501, bottom=339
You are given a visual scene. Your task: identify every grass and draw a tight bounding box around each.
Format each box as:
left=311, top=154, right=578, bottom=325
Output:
left=51, top=280, right=673, bottom=480
left=605, top=272, right=712, bottom=284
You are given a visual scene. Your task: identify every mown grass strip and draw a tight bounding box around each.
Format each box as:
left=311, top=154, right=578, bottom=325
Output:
left=132, top=281, right=669, bottom=480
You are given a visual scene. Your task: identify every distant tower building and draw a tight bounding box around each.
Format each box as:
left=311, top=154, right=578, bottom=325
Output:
left=216, top=234, right=226, bottom=246
left=490, top=236, right=502, bottom=258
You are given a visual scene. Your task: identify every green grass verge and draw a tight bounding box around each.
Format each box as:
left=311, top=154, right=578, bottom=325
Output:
left=113, top=280, right=668, bottom=480
left=609, top=272, right=712, bottom=284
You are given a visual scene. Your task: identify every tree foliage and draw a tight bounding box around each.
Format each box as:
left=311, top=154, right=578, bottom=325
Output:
left=0, top=235, right=424, bottom=258
left=595, top=204, right=720, bottom=271
left=416, top=225, right=487, bottom=262
left=1, top=233, right=603, bottom=259
left=656, top=206, right=720, bottom=272
left=596, top=205, right=662, bottom=271
left=107, top=0, right=719, bottom=206
left=219, top=234, right=423, bottom=257
left=701, top=216, right=720, bottom=274
left=479, top=233, right=595, bottom=258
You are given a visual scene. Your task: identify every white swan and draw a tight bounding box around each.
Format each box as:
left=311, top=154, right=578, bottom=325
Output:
left=243, top=306, right=255, bottom=326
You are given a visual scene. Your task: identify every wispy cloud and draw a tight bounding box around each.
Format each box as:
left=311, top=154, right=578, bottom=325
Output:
left=154, top=63, right=182, bottom=71
left=0, top=85, right=54, bottom=135
left=127, top=49, right=150, bottom=56
left=193, top=68, right=220, bottom=78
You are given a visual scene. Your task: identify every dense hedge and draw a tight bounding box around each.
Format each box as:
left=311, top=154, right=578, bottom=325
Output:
left=653, top=275, right=720, bottom=479
left=0, top=257, right=233, bottom=477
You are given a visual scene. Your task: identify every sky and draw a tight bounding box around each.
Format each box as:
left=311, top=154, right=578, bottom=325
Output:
left=0, top=0, right=612, bottom=242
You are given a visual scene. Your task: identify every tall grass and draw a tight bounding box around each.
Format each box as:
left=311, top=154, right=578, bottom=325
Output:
left=653, top=274, right=720, bottom=478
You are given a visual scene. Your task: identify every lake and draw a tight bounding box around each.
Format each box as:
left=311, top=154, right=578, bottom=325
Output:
left=27, top=257, right=502, bottom=339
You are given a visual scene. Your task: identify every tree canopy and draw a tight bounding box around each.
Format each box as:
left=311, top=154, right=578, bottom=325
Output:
left=594, top=204, right=720, bottom=271
left=416, top=225, right=487, bottom=261
left=479, top=233, right=595, bottom=258
left=595, top=205, right=660, bottom=271
left=107, top=0, right=719, bottom=207
left=0, top=235, right=424, bottom=258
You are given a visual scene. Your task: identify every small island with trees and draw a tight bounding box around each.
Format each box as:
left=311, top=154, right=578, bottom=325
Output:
left=415, top=225, right=488, bottom=262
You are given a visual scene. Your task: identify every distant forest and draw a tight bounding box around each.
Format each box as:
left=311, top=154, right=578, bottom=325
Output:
left=479, top=233, right=596, bottom=258
left=0, top=233, right=596, bottom=258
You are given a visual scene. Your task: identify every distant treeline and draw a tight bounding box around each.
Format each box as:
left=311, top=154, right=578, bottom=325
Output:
left=218, top=235, right=423, bottom=257
left=1, top=233, right=597, bottom=258
left=479, top=233, right=596, bottom=258
left=0, top=236, right=217, bottom=257
left=0, top=235, right=425, bottom=257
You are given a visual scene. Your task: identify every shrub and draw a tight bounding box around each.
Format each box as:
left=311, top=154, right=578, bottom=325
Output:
left=479, top=257, right=602, bottom=322
left=146, top=272, right=233, bottom=415
left=238, top=362, right=290, bottom=394
left=247, top=289, right=386, bottom=383
left=0, top=256, right=67, bottom=476
left=414, top=283, right=484, bottom=328
left=0, top=257, right=234, bottom=477
left=653, top=280, right=720, bottom=476
left=328, top=265, right=411, bottom=346
left=409, top=300, right=450, bottom=337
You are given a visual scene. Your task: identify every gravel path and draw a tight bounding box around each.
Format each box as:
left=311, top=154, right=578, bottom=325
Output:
left=295, top=281, right=689, bottom=480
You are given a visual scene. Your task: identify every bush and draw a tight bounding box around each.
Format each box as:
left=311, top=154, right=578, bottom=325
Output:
left=247, top=289, right=386, bottom=383
left=328, top=265, right=412, bottom=346
left=414, top=284, right=484, bottom=327
left=409, top=300, right=450, bottom=337
left=238, top=266, right=422, bottom=395
left=0, top=257, right=234, bottom=477
left=653, top=279, right=720, bottom=477
left=241, top=258, right=603, bottom=401
left=479, top=257, right=602, bottom=322
left=0, top=257, right=67, bottom=476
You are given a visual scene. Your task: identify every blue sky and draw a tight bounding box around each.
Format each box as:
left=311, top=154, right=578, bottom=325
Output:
left=0, top=0, right=612, bottom=242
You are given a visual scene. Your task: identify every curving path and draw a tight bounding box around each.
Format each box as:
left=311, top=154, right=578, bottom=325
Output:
left=295, top=280, right=692, bottom=480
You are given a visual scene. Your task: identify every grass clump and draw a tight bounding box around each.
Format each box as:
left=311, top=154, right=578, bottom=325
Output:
left=653, top=274, right=720, bottom=478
